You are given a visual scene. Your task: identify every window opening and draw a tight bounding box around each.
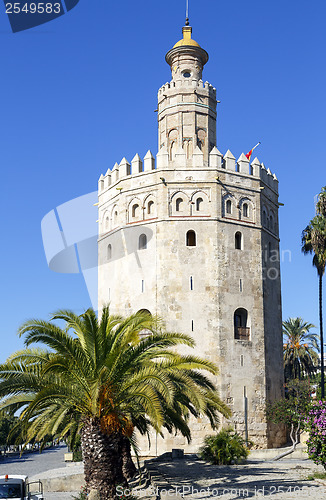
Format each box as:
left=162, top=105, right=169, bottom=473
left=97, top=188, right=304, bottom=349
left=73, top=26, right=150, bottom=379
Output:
left=186, top=230, right=196, bottom=247
left=234, top=308, right=250, bottom=340
left=235, top=232, right=242, bottom=250
left=196, top=198, right=203, bottom=211
left=139, top=234, right=147, bottom=250
left=132, top=204, right=140, bottom=218
left=176, top=198, right=183, bottom=212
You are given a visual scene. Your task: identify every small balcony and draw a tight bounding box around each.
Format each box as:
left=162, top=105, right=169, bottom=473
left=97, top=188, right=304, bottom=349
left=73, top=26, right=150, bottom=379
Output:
left=235, top=327, right=250, bottom=340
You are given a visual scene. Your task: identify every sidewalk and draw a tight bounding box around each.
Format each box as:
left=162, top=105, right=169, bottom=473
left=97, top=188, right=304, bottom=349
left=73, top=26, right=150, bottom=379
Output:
left=26, top=454, right=326, bottom=499
left=144, top=455, right=326, bottom=499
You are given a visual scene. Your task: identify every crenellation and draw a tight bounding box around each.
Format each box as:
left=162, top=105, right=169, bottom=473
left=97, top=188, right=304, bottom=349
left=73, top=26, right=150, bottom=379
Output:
left=156, top=146, right=169, bottom=169
left=98, top=149, right=278, bottom=200
left=98, top=174, right=104, bottom=192
left=266, top=167, right=274, bottom=190
left=131, top=153, right=143, bottom=174
left=224, top=149, right=236, bottom=171
left=192, top=145, right=204, bottom=167
left=119, top=157, right=131, bottom=177
left=237, top=153, right=250, bottom=175
left=112, top=162, right=119, bottom=183
left=143, top=150, right=155, bottom=171
left=209, top=146, right=223, bottom=168
left=251, top=157, right=261, bottom=178
left=260, top=162, right=268, bottom=184
left=104, top=167, right=111, bottom=188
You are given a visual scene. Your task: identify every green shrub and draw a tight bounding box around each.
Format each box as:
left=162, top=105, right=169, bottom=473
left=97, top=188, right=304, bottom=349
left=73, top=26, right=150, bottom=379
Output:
left=199, top=428, right=249, bottom=465
left=73, top=448, right=83, bottom=462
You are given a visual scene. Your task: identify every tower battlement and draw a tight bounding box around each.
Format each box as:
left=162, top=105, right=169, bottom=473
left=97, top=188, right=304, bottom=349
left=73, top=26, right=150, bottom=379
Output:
left=158, top=79, right=216, bottom=95
left=98, top=148, right=278, bottom=196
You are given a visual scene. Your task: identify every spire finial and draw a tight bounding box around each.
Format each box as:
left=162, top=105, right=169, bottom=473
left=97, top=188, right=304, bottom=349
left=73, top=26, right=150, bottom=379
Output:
left=185, top=0, right=189, bottom=25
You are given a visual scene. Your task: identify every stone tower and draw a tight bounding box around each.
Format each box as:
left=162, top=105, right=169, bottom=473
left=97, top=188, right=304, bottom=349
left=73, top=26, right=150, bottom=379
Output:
left=98, top=23, right=285, bottom=454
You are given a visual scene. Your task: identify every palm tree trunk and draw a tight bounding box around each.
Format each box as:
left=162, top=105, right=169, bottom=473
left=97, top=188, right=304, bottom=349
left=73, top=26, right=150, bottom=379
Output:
left=121, top=437, right=137, bottom=480
left=81, top=418, right=126, bottom=499
left=320, top=273, right=325, bottom=399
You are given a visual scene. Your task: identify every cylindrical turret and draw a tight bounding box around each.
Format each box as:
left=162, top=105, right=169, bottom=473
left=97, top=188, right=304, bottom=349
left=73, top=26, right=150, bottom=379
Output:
left=165, top=25, right=209, bottom=82
left=158, top=24, right=217, bottom=163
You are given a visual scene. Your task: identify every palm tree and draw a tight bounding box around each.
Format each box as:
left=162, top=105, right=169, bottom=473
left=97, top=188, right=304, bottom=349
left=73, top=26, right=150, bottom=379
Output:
left=0, top=307, right=229, bottom=499
left=316, top=186, right=326, bottom=217
left=283, top=317, right=319, bottom=381
left=302, top=200, right=326, bottom=398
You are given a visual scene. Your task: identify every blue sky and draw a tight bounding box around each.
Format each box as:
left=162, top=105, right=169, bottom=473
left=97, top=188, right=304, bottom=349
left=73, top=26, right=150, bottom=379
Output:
left=0, top=0, right=325, bottom=361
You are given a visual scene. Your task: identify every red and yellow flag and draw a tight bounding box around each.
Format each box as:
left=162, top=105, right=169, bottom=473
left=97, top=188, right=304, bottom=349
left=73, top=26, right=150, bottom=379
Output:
left=245, top=142, right=261, bottom=161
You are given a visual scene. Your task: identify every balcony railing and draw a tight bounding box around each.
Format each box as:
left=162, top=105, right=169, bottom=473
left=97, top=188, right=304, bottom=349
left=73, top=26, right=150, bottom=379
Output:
left=235, top=327, right=250, bottom=340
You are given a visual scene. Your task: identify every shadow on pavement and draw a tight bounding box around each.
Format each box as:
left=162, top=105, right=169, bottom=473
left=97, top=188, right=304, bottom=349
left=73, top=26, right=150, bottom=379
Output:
left=148, top=457, right=323, bottom=499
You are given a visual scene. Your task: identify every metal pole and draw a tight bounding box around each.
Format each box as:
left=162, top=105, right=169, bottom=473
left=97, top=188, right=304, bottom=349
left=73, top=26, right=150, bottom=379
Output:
left=244, top=386, right=248, bottom=445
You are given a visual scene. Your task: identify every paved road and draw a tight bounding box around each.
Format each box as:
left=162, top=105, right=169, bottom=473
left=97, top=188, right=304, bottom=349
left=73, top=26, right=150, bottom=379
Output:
left=0, top=444, right=68, bottom=477
left=0, top=445, right=79, bottom=499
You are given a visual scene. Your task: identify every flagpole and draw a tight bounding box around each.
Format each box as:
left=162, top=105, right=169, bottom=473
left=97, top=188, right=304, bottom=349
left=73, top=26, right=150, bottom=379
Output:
left=252, top=142, right=261, bottom=152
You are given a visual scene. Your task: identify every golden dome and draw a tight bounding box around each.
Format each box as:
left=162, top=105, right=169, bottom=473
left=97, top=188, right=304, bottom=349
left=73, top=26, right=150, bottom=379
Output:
left=173, top=26, right=201, bottom=48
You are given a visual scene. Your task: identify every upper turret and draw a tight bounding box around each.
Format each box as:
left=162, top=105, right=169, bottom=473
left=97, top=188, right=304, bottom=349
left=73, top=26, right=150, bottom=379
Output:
left=158, top=22, right=217, bottom=164
left=165, top=25, right=209, bottom=82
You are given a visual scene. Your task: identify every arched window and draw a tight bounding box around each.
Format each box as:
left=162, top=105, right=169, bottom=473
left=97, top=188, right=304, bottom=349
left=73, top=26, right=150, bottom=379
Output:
left=107, top=244, right=112, bottom=260
left=226, top=200, right=232, bottom=214
left=270, top=212, right=275, bottom=231
left=132, top=204, right=139, bottom=218
left=243, top=203, right=248, bottom=218
left=176, top=198, right=183, bottom=212
left=186, top=230, right=196, bottom=247
left=197, top=129, right=206, bottom=150
left=234, top=308, right=250, bottom=340
left=112, top=209, right=118, bottom=228
left=105, top=216, right=109, bottom=230
left=148, top=200, right=154, bottom=214
left=170, top=141, right=176, bottom=160
left=196, top=198, right=203, bottom=211
left=183, top=139, right=193, bottom=159
left=235, top=232, right=242, bottom=250
left=263, top=210, right=267, bottom=226
left=139, top=234, right=147, bottom=250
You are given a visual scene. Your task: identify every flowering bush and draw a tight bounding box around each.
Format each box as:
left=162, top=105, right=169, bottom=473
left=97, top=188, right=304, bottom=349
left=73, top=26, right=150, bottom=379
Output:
left=305, top=400, right=326, bottom=470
